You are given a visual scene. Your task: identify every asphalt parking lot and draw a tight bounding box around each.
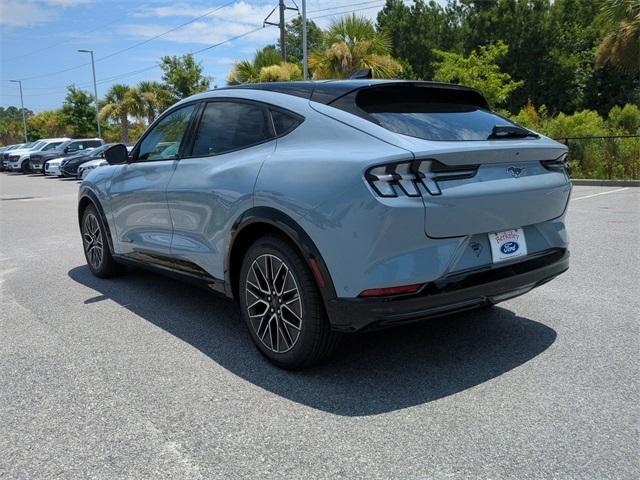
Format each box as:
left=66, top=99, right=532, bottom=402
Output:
left=1, top=172, right=638, bottom=479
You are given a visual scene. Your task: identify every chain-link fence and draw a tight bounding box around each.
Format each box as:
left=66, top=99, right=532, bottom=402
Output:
left=557, top=135, right=640, bottom=180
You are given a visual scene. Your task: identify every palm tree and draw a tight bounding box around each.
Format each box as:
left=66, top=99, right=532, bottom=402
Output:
left=308, top=14, right=403, bottom=79
left=100, top=84, right=135, bottom=143
left=227, top=46, right=301, bottom=84
left=130, top=81, right=167, bottom=126
left=596, top=0, right=640, bottom=74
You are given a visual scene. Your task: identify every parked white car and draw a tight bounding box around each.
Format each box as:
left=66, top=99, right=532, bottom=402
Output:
left=78, top=158, right=108, bottom=179
left=6, top=138, right=69, bottom=173
left=44, top=157, right=65, bottom=176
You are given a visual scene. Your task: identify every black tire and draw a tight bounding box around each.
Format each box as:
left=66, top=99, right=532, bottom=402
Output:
left=81, top=204, right=125, bottom=278
left=21, top=160, right=30, bottom=174
left=239, top=235, right=340, bottom=369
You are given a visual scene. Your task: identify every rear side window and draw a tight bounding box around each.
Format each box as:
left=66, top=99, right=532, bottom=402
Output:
left=352, top=85, right=530, bottom=141
left=271, top=109, right=302, bottom=136
left=191, top=101, right=273, bottom=157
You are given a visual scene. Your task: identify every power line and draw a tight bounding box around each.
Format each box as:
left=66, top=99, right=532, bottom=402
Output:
left=2, top=24, right=269, bottom=99
left=96, top=0, right=237, bottom=63
left=310, top=3, right=386, bottom=20
left=307, top=0, right=382, bottom=14
left=9, top=0, right=238, bottom=82
left=192, top=25, right=266, bottom=55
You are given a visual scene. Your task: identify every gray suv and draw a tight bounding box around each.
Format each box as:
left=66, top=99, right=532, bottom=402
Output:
left=30, top=138, right=104, bottom=173
left=78, top=80, right=571, bottom=368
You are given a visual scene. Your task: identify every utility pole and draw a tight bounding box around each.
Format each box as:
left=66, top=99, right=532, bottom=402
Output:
left=264, top=0, right=299, bottom=63
left=78, top=49, right=102, bottom=139
left=302, top=0, right=308, bottom=79
left=9, top=80, right=28, bottom=143
left=279, top=0, right=286, bottom=62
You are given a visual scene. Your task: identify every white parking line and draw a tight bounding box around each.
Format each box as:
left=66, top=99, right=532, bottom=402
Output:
left=571, top=187, right=629, bottom=201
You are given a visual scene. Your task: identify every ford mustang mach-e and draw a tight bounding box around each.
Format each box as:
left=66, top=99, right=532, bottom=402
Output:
left=78, top=80, right=571, bottom=368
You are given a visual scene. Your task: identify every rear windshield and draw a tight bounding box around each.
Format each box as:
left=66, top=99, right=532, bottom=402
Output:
left=353, top=86, right=531, bottom=141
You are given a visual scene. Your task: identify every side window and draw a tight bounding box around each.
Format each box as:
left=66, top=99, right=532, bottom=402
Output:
left=67, top=141, right=86, bottom=153
left=138, top=104, right=197, bottom=161
left=191, top=101, right=273, bottom=157
left=43, top=142, right=62, bottom=151
left=86, top=140, right=102, bottom=148
left=271, top=109, right=302, bottom=136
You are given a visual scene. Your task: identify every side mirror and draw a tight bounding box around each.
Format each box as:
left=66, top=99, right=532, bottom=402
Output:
left=104, top=144, right=129, bottom=165
left=63, top=146, right=69, bottom=154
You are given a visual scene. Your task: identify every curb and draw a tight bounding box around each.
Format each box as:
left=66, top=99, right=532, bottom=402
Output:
left=571, top=179, right=640, bottom=187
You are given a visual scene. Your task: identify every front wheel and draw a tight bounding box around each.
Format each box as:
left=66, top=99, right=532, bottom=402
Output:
left=21, top=161, right=30, bottom=174
left=81, top=204, right=124, bottom=278
left=239, top=235, right=339, bottom=369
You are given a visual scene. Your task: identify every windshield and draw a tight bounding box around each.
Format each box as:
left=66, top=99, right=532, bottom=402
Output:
left=69, top=148, right=95, bottom=159
left=88, top=144, right=110, bottom=156
left=29, top=141, right=46, bottom=150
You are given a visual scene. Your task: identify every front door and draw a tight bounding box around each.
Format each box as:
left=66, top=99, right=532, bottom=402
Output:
left=109, top=103, right=198, bottom=256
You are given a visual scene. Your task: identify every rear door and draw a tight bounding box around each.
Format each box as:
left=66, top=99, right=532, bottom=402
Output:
left=108, top=103, right=198, bottom=255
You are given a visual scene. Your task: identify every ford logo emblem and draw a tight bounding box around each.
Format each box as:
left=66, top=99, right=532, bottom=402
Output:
left=507, top=166, right=525, bottom=178
left=500, top=241, right=519, bottom=254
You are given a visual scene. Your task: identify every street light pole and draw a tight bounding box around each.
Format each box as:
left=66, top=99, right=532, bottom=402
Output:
left=302, top=0, right=308, bottom=80
left=10, top=80, right=28, bottom=143
left=78, top=49, right=101, bottom=139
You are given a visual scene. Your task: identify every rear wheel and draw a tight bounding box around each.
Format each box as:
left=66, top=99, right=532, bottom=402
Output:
left=239, top=235, right=339, bottom=369
left=81, top=204, right=124, bottom=278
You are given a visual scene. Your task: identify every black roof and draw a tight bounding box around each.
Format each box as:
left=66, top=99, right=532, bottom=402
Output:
left=221, top=80, right=488, bottom=107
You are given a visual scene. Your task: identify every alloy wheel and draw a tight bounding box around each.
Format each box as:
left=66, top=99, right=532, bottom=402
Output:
left=245, top=254, right=303, bottom=353
left=83, top=213, right=104, bottom=270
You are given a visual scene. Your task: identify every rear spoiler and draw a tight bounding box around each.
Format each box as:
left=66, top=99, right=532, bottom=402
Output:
left=226, top=80, right=489, bottom=109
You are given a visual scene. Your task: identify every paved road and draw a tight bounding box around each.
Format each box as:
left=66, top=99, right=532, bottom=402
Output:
left=1, top=173, right=638, bottom=479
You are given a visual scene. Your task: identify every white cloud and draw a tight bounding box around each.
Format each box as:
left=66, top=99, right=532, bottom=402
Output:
left=43, top=0, right=93, bottom=5
left=0, top=0, right=93, bottom=27
left=0, top=1, right=57, bottom=27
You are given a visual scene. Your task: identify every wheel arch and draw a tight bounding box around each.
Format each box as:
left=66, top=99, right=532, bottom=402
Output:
left=226, top=207, right=337, bottom=305
left=78, top=189, right=116, bottom=255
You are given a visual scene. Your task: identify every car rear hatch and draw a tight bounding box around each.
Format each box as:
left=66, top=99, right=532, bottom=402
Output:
left=323, top=82, right=571, bottom=238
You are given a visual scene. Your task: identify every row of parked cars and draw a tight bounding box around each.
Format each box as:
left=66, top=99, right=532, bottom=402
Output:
left=0, top=137, right=129, bottom=179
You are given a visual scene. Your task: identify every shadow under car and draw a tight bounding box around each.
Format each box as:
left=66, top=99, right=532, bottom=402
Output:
left=68, top=265, right=556, bottom=416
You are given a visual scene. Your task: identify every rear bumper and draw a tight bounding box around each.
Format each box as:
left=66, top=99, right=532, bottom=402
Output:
left=325, top=248, right=569, bottom=332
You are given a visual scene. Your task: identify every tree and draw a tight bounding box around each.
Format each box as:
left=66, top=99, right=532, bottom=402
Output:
left=377, top=0, right=463, bottom=80
left=259, top=62, right=302, bottom=82
left=227, top=46, right=282, bottom=84
left=60, top=85, right=97, bottom=137
left=100, top=84, right=136, bottom=143
left=27, top=110, right=67, bottom=140
left=309, top=14, right=403, bottom=79
left=596, top=0, right=640, bottom=74
left=130, top=81, right=170, bottom=125
left=228, top=45, right=301, bottom=84
left=159, top=54, right=210, bottom=101
left=0, top=106, right=33, bottom=145
left=280, top=16, right=325, bottom=63
left=433, top=42, right=523, bottom=108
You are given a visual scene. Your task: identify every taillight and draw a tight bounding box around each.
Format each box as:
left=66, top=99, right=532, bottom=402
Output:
left=365, top=159, right=478, bottom=197
left=541, top=153, right=570, bottom=175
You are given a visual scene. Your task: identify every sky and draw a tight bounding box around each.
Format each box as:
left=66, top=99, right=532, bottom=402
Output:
left=0, top=0, right=402, bottom=113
